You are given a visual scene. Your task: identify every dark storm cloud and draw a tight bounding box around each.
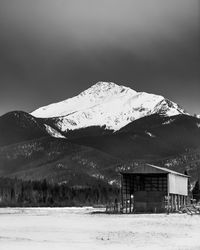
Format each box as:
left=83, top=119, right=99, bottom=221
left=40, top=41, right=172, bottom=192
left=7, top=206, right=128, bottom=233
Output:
left=0, top=0, right=199, bottom=115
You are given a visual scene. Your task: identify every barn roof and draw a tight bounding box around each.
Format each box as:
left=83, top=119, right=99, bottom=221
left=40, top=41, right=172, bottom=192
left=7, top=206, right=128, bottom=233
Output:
left=120, top=163, right=189, bottom=178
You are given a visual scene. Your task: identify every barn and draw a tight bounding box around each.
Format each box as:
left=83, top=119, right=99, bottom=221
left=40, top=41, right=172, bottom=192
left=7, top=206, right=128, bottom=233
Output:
left=120, top=164, right=189, bottom=213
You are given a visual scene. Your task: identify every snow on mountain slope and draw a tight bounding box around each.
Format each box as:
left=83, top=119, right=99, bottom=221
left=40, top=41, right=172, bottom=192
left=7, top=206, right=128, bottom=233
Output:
left=31, top=82, right=187, bottom=133
left=32, top=82, right=137, bottom=118
left=44, top=124, right=66, bottom=138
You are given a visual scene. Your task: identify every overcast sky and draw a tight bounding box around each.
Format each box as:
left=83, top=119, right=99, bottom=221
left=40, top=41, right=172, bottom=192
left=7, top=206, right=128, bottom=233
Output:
left=0, top=0, right=199, bottom=115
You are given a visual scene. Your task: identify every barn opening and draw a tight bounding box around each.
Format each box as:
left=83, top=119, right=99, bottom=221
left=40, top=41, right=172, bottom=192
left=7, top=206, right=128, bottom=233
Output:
left=120, top=164, right=189, bottom=213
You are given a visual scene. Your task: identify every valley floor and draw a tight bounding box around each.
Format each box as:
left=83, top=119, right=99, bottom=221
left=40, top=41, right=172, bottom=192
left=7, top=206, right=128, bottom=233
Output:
left=0, top=207, right=200, bottom=250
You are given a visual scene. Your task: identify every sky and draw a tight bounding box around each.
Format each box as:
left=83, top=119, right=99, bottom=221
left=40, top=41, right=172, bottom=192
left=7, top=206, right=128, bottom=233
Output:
left=0, top=0, right=199, bottom=116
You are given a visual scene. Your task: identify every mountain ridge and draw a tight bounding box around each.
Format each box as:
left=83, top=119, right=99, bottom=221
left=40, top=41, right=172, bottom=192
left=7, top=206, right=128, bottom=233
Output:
left=0, top=81, right=199, bottom=187
left=0, top=115, right=200, bottom=185
left=31, top=82, right=188, bottom=136
left=0, top=111, right=49, bottom=147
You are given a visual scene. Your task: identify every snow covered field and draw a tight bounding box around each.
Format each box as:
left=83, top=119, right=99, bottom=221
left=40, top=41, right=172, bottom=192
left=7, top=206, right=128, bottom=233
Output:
left=0, top=207, right=200, bottom=250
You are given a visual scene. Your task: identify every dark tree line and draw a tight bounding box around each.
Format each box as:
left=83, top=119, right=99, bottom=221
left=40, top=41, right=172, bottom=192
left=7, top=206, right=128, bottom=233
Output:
left=0, top=178, right=119, bottom=207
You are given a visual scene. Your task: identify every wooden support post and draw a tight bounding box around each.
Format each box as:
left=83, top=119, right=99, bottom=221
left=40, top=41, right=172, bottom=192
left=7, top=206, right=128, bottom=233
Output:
left=177, top=195, right=180, bottom=210
left=172, top=194, right=174, bottom=212
left=170, top=194, right=173, bottom=212
left=167, top=174, right=170, bottom=214
left=121, top=174, right=123, bottom=213
left=174, top=194, right=176, bottom=211
left=184, top=196, right=186, bottom=206
left=174, top=195, right=177, bottom=211
left=125, top=177, right=127, bottom=214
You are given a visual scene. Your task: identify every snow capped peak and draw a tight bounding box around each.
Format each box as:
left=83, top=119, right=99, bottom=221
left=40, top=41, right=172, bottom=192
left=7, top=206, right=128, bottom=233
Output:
left=31, top=81, right=188, bottom=135
left=85, top=81, right=120, bottom=92
left=82, top=81, right=136, bottom=95
left=31, top=82, right=136, bottom=119
left=79, top=81, right=136, bottom=100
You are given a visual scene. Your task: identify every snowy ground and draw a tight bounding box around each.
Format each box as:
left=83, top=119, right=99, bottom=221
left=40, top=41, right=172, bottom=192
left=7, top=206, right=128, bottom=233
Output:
left=0, top=207, right=200, bottom=250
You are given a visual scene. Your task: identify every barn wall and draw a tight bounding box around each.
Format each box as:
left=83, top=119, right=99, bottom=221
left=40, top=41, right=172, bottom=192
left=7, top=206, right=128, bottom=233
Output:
left=168, top=174, right=188, bottom=196
left=121, top=174, right=168, bottom=213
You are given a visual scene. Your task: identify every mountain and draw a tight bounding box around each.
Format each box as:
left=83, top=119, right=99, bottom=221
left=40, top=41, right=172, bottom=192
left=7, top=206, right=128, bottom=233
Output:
left=0, top=137, right=121, bottom=186
left=0, top=81, right=200, bottom=187
left=0, top=117, right=200, bottom=185
left=31, top=82, right=187, bottom=137
left=0, top=111, right=49, bottom=147
left=70, top=114, right=200, bottom=160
